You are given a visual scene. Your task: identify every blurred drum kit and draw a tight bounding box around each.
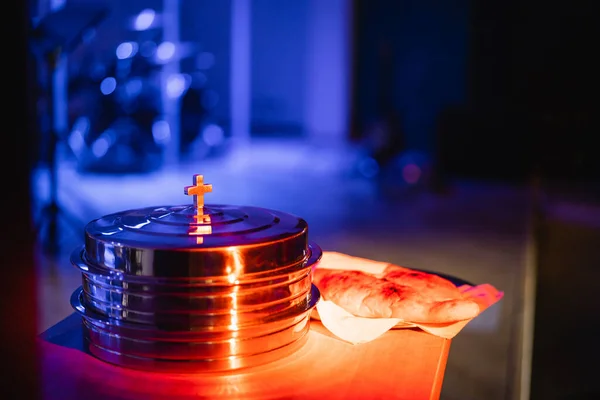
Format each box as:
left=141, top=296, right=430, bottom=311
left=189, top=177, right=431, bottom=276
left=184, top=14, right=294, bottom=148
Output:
left=30, top=5, right=228, bottom=252
left=65, top=7, right=225, bottom=175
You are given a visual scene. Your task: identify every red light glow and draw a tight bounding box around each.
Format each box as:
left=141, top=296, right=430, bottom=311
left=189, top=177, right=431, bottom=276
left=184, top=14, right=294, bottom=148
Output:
left=402, top=164, right=421, bottom=184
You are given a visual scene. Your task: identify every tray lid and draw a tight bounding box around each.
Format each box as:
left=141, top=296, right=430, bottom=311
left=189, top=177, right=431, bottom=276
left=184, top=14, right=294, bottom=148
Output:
left=81, top=174, right=309, bottom=278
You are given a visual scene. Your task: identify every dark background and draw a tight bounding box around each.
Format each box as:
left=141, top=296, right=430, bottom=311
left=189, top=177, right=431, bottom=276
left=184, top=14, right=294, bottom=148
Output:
left=351, top=0, right=597, bottom=184
left=4, top=0, right=598, bottom=399
left=2, top=1, right=39, bottom=399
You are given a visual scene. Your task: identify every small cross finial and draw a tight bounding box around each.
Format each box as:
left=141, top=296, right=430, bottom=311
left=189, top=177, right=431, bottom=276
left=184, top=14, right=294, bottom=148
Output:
left=184, top=174, right=213, bottom=210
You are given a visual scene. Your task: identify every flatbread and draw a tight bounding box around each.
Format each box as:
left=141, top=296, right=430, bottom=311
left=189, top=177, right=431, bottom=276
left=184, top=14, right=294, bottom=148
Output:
left=313, top=265, right=480, bottom=324
left=381, top=265, right=462, bottom=300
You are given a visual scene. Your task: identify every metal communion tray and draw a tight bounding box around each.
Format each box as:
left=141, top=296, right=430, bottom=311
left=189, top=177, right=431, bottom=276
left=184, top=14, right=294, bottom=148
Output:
left=70, top=284, right=321, bottom=372
left=69, top=174, right=322, bottom=372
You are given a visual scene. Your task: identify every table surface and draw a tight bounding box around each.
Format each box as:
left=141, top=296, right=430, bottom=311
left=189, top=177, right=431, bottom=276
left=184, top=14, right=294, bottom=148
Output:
left=40, top=313, right=451, bottom=400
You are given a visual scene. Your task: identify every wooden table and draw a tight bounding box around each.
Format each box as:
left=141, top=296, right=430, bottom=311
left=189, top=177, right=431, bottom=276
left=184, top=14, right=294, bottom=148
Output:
left=39, top=313, right=451, bottom=400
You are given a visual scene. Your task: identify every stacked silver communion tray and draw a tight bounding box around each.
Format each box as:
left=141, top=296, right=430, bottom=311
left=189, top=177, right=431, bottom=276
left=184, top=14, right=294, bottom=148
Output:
left=69, top=174, right=322, bottom=372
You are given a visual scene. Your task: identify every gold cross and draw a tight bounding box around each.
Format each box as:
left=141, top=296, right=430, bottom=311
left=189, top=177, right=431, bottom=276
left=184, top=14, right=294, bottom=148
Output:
left=189, top=218, right=212, bottom=244
left=184, top=174, right=213, bottom=210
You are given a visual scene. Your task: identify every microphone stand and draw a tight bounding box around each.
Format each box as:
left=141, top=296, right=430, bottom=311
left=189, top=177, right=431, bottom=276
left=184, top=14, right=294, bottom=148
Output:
left=35, top=46, right=82, bottom=255
left=31, top=4, right=109, bottom=254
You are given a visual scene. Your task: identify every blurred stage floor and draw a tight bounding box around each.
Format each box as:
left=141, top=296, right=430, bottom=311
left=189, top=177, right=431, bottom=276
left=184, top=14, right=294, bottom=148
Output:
left=34, top=140, right=530, bottom=400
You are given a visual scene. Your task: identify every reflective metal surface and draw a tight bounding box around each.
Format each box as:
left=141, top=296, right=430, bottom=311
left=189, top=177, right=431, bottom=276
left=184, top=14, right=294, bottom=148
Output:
left=81, top=286, right=313, bottom=328
left=71, top=284, right=320, bottom=372
left=83, top=204, right=309, bottom=278
left=73, top=242, right=320, bottom=323
left=70, top=181, right=322, bottom=372
left=84, top=332, right=311, bottom=374
left=72, top=242, right=321, bottom=285
left=81, top=270, right=312, bottom=313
